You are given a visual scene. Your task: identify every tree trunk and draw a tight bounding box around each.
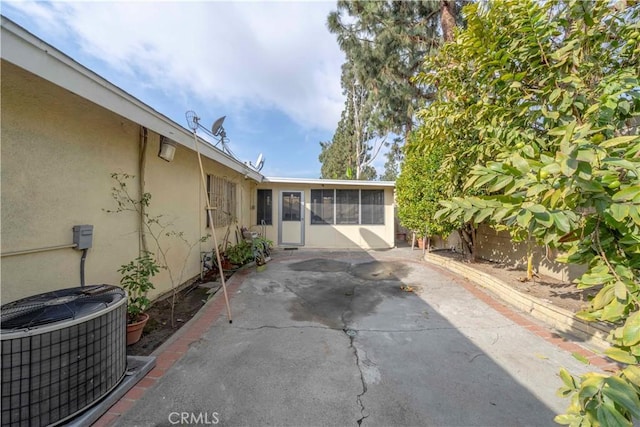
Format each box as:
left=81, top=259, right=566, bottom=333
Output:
left=440, top=0, right=456, bottom=43
left=352, top=84, right=363, bottom=180
left=526, top=235, right=534, bottom=281
left=458, top=223, right=477, bottom=262
left=469, top=223, right=477, bottom=263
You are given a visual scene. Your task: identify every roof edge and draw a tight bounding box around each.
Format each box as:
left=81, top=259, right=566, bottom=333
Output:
left=0, top=16, right=264, bottom=183
left=264, top=177, right=395, bottom=187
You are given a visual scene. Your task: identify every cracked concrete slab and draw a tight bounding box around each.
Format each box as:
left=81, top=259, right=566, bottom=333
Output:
left=116, top=249, right=599, bottom=427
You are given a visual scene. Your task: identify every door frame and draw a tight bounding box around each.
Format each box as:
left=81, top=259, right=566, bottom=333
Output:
left=278, top=190, right=305, bottom=246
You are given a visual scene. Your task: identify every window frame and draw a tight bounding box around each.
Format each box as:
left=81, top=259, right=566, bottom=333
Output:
left=360, top=189, right=385, bottom=225
left=206, top=175, right=237, bottom=228
left=309, top=188, right=386, bottom=226
left=281, top=191, right=302, bottom=222
left=256, top=189, right=273, bottom=225
left=335, top=189, right=360, bottom=225
left=310, top=189, right=335, bottom=225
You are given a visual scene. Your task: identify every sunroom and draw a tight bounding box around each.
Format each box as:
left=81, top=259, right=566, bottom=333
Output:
left=255, top=178, right=395, bottom=250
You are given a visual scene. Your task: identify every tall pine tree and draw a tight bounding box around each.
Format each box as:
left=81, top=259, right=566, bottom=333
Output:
left=319, top=63, right=379, bottom=180
left=322, top=0, right=466, bottom=180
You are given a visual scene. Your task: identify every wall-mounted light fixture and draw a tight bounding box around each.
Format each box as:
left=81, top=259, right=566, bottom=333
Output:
left=158, top=136, right=177, bottom=162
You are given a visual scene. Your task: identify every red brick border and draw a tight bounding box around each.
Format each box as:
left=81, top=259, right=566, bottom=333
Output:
left=93, top=269, right=250, bottom=426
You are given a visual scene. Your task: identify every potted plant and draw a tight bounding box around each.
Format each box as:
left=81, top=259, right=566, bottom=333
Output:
left=118, top=251, right=160, bottom=345
left=225, top=240, right=254, bottom=267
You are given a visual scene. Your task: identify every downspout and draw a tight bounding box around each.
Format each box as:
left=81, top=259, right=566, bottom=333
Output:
left=139, top=126, right=149, bottom=254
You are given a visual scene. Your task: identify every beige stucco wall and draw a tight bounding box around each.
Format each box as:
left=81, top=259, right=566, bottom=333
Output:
left=1, top=61, right=253, bottom=303
left=475, top=224, right=586, bottom=282
left=255, top=182, right=395, bottom=249
left=426, top=224, right=585, bottom=282
left=422, top=224, right=586, bottom=282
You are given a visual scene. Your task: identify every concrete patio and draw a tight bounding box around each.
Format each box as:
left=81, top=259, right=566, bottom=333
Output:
left=98, top=247, right=612, bottom=426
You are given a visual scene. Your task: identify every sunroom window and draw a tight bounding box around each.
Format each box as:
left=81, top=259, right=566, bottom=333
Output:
left=361, top=190, right=385, bottom=225
left=336, top=190, right=360, bottom=224
left=310, top=189, right=334, bottom=225
left=309, top=189, right=385, bottom=225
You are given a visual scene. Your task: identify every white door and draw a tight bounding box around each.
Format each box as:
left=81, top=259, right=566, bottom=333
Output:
left=279, top=191, right=304, bottom=246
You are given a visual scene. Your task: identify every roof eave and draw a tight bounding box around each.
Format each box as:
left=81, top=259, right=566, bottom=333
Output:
left=264, top=177, right=395, bottom=187
left=0, top=17, right=264, bottom=183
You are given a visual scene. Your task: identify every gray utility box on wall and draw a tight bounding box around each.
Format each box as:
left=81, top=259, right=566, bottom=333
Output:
left=73, top=224, right=94, bottom=249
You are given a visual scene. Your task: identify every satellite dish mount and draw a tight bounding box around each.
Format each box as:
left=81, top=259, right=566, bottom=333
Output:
left=185, top=111, right=235, bottom=157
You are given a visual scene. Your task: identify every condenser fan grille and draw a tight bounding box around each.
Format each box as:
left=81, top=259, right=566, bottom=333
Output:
left=1, top=285, right=127, bottom=426
left=1, top=285, right=122, bottom=330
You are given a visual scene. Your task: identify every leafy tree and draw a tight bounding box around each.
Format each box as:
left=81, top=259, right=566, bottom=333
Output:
left=328, top=1, right=430, bottom=139
left=396, top=133, right=455, bottom=242
left=323, top=0, right=467, bottom=181
left=419, top=0, right=640, bottom=424
left=407, top=9, right=490, bottom=259
left=341, top=62, right=385, bottom=180
left=319, top=111, right=356, bottom=180
left=319, top=64, right=379, bottom=180
left=381, top=137, right=403, bottom=181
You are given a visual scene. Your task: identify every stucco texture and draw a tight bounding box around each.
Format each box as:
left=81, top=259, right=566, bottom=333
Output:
left=255, top=182, right=395, bottom=249
left=1, top=61, right=253, bottom=303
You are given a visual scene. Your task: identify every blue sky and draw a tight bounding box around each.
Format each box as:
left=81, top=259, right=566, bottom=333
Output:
left=1, top=1, right=370, bottom=179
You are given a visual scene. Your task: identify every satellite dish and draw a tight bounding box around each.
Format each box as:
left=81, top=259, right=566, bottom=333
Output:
left=255, top=153, right=265, bottom=171
left=211, top=116, right=226, bottom=136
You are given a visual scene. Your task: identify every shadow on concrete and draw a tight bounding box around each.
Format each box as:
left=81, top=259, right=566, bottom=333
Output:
left=271, top=251, right=560, bottom=426
left=115, top=249, right=577, bottom=427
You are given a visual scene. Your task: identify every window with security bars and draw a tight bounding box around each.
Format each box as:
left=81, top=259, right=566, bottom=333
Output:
left=206, top=175, right=237, bottom=228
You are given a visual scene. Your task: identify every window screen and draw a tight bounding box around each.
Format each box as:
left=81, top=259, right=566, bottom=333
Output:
left=257, top=189, right=272, bottom=225
left=310, top=189, right=334, bottom=225
left=361, top=190, right=384, bottom=224
left=336, top=190, right=359, bottom=224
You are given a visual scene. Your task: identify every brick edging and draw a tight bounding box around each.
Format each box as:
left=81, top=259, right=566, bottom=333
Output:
left=422, top=255, right=620, bottom=373
left=423, top=253, right=612, bottom=350
left=92, top=269, right=251, bottom=427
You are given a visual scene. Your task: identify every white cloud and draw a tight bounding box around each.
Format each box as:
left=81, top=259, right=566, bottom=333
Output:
left=6, top=1, right=345, bottom=132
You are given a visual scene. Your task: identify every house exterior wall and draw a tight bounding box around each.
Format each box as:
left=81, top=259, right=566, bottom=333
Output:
left=254, top=182, right=395, bottom=249
left=1, top=61, right=252, bottom=303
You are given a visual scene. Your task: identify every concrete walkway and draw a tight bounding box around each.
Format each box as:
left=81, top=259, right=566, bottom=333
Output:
left=98, top=248, right=613, bottom=427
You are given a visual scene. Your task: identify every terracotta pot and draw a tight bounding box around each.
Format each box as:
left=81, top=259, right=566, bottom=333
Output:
left=417, top=237, right=425, bottom=249
left=126, top=313, right=150, bottom=345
